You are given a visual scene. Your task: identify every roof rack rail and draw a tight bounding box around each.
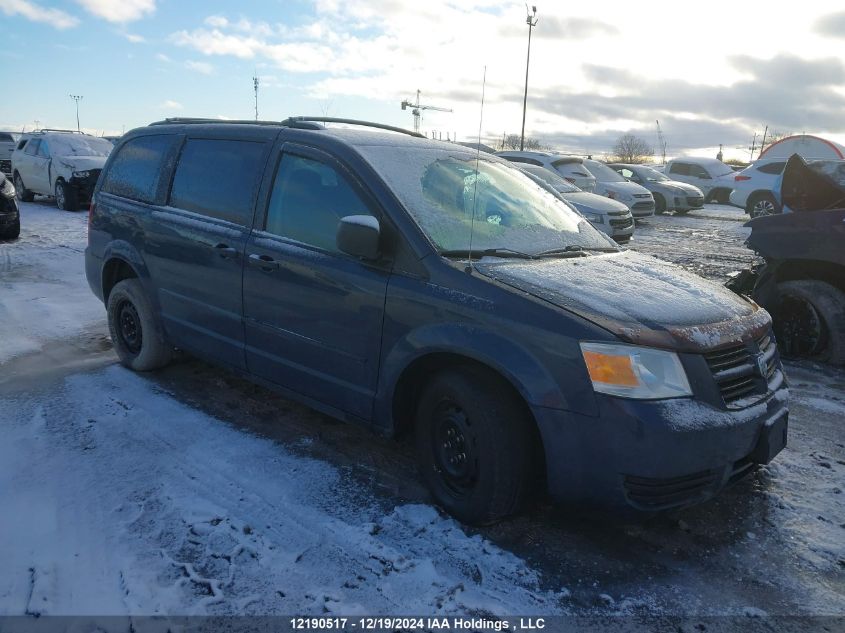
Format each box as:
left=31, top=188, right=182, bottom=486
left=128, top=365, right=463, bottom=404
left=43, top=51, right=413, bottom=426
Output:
left=281, top=116, right=424, bottom=138
left=148, top=116, right=424, bottom=138
left=33, top=128, right=84, bottom=134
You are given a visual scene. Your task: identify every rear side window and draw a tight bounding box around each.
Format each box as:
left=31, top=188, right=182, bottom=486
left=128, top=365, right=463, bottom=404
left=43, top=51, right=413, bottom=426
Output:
left=758, top=162, right=785, bottom=174
left=101, top=134, right=179, bottom=204
left=169, top=139, right=265, bottom=225
left=688, top=164, right=710, bottom=178
left=24, top=140, right=40, bottom=156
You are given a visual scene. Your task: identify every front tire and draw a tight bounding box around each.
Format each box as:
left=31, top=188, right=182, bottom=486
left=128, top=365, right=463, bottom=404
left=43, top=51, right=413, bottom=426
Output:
left=414, top=367, right=536, bottom=525
left=55, top=180, right=79, bottom=211
left=773, top=280, right=845, bottom=365
left=0, top=217, right=20, bottom=240
left=653, top=193, right=666, bottom=214
left=107, top=279, right=173, bottom=371
left=14, top=173, right=34, bottom=202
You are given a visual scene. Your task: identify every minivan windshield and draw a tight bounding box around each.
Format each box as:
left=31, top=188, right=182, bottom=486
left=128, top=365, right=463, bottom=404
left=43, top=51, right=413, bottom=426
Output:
left=49, top=135, right=113, bottom=158
left=585, top=160, right=627, bottom=183
left=358, top=147, right=616, bottom=255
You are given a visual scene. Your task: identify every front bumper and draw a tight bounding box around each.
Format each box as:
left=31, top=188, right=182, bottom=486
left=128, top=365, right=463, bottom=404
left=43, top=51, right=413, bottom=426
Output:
left=0, top=196, right=18, bottom=224
left=629, top=199, right=655, bottom=217
left=535, top=386, right=788, bottom=511
left=674, top=195, right=704, bottom=210
left=69, top=170, right=101, bottom=204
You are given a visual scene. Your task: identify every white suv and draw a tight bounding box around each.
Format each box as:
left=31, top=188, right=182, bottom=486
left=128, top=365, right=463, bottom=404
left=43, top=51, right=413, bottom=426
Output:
left=495, top=151, right=597, bottom=192
left=728, top=159, right=786, bottom=217
left=664, top=157, right=736, bottom=203
left=12, top=130, right=112, bottom=211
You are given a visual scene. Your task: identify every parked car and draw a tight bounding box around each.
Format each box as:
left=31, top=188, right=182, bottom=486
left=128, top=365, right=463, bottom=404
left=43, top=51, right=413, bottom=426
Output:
left=608, top=163, right=704, bottom=214
left=0, top=132, right=20, bottom=178
left=0, top=173, right=20, bottom=239
left=727, top=154, right=845, bottom=365
left=87, top=117, right=788, bottom=524
left=517, top=164, right=634, bottom=242
left=728, top=159, right=787, bottom=217
left=495, top=150, right=597, bottom=192
left=12, top=130, right=113, bottom=211
left=664, top=157, right=735, bottom=203
left=583, top=159, right=655, bottom=218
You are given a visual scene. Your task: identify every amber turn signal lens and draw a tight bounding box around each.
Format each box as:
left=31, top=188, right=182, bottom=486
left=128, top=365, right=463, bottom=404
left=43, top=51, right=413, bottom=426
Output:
left=583, top=350, right=639, bottom=387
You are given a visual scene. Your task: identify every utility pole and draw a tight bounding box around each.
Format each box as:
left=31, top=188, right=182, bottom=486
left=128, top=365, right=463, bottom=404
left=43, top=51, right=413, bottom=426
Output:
left=253, top=73, right=259, bottom=121
left=749, top=132, right=758, bottom=160
left=759, top=125, right=769, bottom=155
left=520, top=5, right=538, bottom=151
left=69, top=95, right=83, bottom=132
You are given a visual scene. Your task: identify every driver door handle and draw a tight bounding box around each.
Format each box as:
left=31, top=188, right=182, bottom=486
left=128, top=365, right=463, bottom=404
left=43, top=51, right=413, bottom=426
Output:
left=248, top=253, right=280, bottom=271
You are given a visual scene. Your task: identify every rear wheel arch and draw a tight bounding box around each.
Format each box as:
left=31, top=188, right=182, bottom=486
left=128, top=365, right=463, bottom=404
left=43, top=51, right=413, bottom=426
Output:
left=102, top=256, right=140, bottom=302
left=772, top=259, right=845, bottom=293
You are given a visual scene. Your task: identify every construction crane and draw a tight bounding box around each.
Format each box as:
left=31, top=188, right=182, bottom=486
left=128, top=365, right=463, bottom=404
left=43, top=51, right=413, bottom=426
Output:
left=400, top=90, right=452, bottom=135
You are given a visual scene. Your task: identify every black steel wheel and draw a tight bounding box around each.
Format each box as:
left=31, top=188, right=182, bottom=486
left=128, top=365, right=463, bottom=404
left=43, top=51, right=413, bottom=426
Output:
left=107, top=278, right=173, bottom=371
left=773, top=280, right=845, bottom=365
left=415, top=367, right=536, bottom=525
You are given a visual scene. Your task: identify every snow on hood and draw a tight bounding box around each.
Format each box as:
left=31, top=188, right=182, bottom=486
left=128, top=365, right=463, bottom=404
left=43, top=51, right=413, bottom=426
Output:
left=476, top=250, right=771, bottom=352
left=663, top=180, right=703, bottom=195
left=56, top=156, right=107, bottom=171
left=563, top=191, right=631, bottom=214
left=603, top=181, right=652, bottom=196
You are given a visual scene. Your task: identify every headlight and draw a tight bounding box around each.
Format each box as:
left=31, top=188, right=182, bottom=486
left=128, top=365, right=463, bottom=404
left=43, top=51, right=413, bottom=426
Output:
left=73, top=170, right=91, bottom=179
left=580, top=342, right=692, bottom=399
left=1, top=178, right=14, bottom=198
left=582, top=211, right=603, bottom=223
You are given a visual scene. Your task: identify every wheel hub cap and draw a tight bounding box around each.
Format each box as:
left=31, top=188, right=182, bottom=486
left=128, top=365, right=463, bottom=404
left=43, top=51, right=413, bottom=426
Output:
left=117, top=301, right=142, bottom=354
left=433, top=403, right=476, bottom=490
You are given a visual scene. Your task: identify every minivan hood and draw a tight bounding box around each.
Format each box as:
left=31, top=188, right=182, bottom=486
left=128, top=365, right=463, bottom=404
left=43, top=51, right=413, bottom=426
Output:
left=56, top=155, right=107, bottom=171
left=476, top=251, right=770, bottom=352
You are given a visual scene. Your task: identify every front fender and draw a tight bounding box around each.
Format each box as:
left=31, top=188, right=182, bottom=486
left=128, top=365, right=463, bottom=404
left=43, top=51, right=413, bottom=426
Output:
left=375, top=322, right=582, bottom=433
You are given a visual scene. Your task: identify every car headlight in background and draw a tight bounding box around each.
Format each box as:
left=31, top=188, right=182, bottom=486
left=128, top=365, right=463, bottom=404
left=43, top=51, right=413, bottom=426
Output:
left=582, top=211, right=603, bottom=223
left=73, top=170, right=91, bottom=179
left=580, top=342, right=692, bottom=399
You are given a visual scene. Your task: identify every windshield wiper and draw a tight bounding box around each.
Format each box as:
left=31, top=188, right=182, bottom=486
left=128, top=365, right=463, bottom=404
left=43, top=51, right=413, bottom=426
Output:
left=533, top=245, right=619, bottom=258
left=440, top=247, right=536, bottom=260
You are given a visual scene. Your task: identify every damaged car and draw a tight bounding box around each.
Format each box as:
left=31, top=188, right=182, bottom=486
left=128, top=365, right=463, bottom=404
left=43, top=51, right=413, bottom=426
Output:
left=12, top=130, right=112, bottom=211
left=87, top=117, right=789, bottom=525
left=728, top=154, right=845, bottom=365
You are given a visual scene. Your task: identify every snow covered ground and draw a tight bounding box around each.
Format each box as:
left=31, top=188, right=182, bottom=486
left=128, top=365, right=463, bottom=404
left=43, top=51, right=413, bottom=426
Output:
left=0, top=200, right=843, bottom=624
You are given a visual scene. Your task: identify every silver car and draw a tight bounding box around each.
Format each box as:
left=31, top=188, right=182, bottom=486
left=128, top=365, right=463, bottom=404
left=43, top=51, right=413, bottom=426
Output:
left=495, top=150, right=597, bottom=192
left=609, top=163, right=705, bottom=214
left=518, top=164, right=634, bottom=243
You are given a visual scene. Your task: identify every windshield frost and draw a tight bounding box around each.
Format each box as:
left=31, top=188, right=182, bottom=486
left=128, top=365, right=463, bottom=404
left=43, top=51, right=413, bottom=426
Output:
left=638, top=167, right=668, bottom=181
left=50, top=135, right=113, bottom=158
left=358, top=147, right=614, bottom=254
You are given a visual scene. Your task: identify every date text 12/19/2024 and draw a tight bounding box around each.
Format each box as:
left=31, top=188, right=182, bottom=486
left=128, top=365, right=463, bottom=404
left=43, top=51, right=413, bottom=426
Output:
left=290, top=617, right=546, bottom=630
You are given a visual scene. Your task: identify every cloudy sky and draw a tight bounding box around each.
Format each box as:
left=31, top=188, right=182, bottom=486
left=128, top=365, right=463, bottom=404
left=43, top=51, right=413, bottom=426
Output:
left=3, top=0, right=845, bottom=160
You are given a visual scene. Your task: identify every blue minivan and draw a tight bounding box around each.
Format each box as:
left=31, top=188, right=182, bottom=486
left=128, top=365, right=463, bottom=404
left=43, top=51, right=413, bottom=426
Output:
left=86, top=118, right=789, bottom=524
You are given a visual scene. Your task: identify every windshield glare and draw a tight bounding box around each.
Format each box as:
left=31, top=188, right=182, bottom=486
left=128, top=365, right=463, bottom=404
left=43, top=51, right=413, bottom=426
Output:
left=358, top=147, right=615, bottom=255
left=50, top=135, right=113, bottom=158
left=585, top=160, right=627, bottom=182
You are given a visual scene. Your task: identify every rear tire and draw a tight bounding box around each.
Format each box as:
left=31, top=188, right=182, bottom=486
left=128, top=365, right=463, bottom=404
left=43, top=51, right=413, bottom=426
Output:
left=653, top=193, right=666, bottom=214
left=0, top=217, right=20, bottom=240
left=55, top=180, right=79, bottom=211
left=414, top=367, right=536, bottom=525
left=674, top=209, right=691, bottom=216
left=14, top=173, right=34, bottom=203
left=773, top=280, right=845, bottom=365
left=107, top=279, right=173, bottom=371
left=747, top=192, right=780, bottom=218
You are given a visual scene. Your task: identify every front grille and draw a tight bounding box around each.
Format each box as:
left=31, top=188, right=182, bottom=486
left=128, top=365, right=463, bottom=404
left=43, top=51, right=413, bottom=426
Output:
left=687, top=196, right=704, bottom=208
left=623, top=470, right=718, bottom=509
left=609, top=218, right=634, bottom=229
left=0, top=160, right=10, bottom=175
left=632, top=201, right=655, bottom=210
left=704, top=332, right=781, bottom=407
left=632, top=193, right=652, bottom=199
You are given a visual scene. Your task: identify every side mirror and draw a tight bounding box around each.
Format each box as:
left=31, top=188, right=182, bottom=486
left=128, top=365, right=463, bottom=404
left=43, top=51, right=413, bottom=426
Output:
left=337, top=215, right=381, bottom=260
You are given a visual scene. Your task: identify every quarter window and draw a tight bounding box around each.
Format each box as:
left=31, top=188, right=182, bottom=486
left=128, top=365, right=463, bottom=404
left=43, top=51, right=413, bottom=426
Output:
left=170, top=139, right=265, bottom=225
left=24, top=140, right=40, bottom=156
left=101, top=134, right=179, bottom=204
left=758, top=162, right=786, bottom=174
left=36, top=141, right=50, bottom=158
left=264, top=154, right=375, bottom=253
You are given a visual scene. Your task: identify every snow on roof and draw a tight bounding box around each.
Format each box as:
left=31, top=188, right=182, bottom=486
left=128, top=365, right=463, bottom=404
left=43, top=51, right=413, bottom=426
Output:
left=758, top=134, right=845, bottom=160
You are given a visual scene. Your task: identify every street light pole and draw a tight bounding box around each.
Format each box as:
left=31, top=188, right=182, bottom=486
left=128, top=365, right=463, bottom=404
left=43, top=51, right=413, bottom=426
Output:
left=520, top=5, right=538, bottom=152
left=69, top=94, right=83, bottom=132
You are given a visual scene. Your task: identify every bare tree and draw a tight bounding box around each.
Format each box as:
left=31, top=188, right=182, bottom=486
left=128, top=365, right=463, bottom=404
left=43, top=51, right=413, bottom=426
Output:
left=612, top=134, right=654, bottom=163
left=501, top=133, right=543, bottom=151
